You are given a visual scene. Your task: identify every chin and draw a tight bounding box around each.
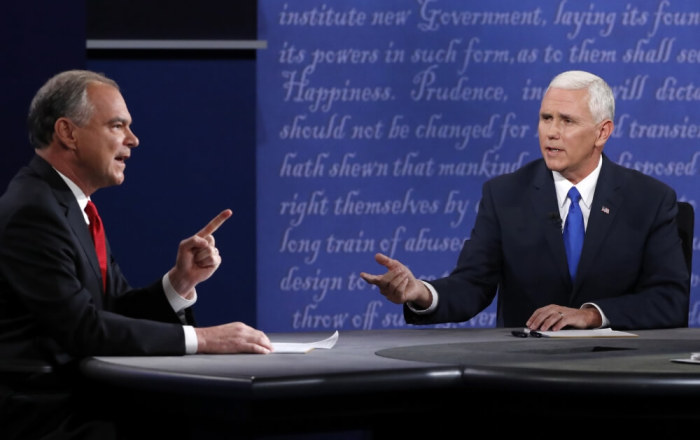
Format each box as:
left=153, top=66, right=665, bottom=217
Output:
left=543, top=159, right=560, bottom=171
left=110, top=174, right=125, bottom=186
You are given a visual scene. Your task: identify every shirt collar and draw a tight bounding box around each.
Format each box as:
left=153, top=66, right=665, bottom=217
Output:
left=552, top=156, right=602, bottom=210
left=53, top=169, right=90, bottom=222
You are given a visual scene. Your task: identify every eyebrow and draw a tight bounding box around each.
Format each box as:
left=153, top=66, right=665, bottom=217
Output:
left=541, top=110, right=578, bottom=122
left=107, top=117, right=130, bottom=125
left=558, top=111, right=576, bottom=120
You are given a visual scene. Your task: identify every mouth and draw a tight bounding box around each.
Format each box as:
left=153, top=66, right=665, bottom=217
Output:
left=115, top=154, right=129, bottom=163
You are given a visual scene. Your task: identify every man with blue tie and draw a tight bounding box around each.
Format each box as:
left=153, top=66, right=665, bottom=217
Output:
left=361, top=70, right=689, bottom=332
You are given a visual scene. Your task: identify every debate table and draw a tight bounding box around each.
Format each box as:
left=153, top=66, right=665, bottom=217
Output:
left=80, top=327, right=700, bottom=438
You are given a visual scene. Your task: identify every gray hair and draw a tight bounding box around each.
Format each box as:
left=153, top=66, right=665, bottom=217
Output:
left=27, top=70, right=119, bottom=149
left=547, top=70, right=615, bottom=124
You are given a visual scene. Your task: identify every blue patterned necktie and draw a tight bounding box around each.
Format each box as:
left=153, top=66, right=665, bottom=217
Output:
left=563, top=187, right=584, bottom=280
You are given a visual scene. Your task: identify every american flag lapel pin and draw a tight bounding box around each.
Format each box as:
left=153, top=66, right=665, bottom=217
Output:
left=601, top=206, right=610, bottom=214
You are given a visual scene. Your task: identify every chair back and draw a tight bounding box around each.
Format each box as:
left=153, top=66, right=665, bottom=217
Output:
left=677, top=201, right=694, bottom=274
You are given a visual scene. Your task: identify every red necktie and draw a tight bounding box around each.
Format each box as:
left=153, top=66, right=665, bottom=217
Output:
left=85, top=200, right=108, bottom=292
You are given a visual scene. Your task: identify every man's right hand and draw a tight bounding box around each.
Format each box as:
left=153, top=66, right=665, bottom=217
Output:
left=169, top=209, right=233, bottom=299
left=359, top=253, right=433, bottom=309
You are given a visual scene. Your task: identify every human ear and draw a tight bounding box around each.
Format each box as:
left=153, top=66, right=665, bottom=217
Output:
left=595, top=119, right=614, bottom=147
left=54, top=117, right=78, bottom=150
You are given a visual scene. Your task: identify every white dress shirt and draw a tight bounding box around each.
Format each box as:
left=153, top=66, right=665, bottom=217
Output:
left=56, top=170, right=199, bottom=353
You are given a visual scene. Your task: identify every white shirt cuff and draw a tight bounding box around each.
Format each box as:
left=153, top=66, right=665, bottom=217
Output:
left=183, top=325, right=198, bottom=354
left=162, top=273, right=197, bottom=320
left=581, top=302, right=609, bottom=328
left=406, top=281, right=438, bottom=314
left=162, top=273, right=199, bottom=354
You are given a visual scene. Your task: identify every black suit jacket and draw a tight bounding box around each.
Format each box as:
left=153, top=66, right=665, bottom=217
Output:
left=0, top=156, right=190, bottom=368
left=407, top=155, right=689, bottom=330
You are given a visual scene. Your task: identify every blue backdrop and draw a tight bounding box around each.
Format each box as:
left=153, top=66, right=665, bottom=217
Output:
left=85, top=58, right=259, bottom=327
left=256, top=0, right=699, bottom=332
left=2, top=0, right=697, bottom=333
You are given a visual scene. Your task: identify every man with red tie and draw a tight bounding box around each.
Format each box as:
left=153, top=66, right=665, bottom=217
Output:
left=0, top=70, right=273, bottom=439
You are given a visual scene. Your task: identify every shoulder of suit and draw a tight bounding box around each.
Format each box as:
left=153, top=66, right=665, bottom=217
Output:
left=605, top=159, right=676, bottom=201
left=486, top=158, right=544, bottom=186
left=610, top=160, right=673, bottom=189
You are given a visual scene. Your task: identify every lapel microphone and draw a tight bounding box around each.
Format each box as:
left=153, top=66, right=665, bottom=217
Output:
left=547, top=211, right=562, bottom=227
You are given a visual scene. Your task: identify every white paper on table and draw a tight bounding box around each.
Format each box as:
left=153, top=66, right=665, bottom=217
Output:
left=530, top=328, right=638, bottom=338
left=271, top=331, right=339, bottom=354
left=670, top=352, right=700, bottom=364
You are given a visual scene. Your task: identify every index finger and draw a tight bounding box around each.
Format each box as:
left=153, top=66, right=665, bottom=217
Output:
left=197, top=209, right=233, bottom=237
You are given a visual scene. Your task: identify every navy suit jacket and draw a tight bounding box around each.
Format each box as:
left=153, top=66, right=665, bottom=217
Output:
left=407, top=155, right=689, bottom=330
left=0, top=156, right=191, bottom=368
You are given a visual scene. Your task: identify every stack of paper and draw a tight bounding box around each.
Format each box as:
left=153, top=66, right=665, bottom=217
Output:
left=532, top=328, right=638, bottom=338
left=271, top=330, right=339, bottom=354
left=671, top=352, right=700, bottom=364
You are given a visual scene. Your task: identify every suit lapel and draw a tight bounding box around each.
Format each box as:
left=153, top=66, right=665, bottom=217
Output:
left=30, top=156, right=106, bottom=298
left=529, top=161, right=571, bottom=285
left=574, top=156, right=623, bottom=289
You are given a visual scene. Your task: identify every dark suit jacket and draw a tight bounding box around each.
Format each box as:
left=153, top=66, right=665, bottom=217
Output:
left=0, top=156, right=191, bottom=368
left=407, top=155, right=689, bottom=330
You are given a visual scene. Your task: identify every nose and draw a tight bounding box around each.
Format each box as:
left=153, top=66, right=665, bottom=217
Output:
left=126, top=127, right=139, bottom=148
left=545, top=120, right=560, bottom=139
